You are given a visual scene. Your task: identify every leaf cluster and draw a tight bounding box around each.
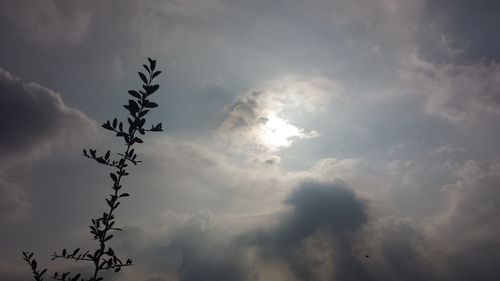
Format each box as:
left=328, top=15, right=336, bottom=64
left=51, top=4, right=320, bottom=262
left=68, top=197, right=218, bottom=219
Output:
left=23, top=58, right=163, bottom=281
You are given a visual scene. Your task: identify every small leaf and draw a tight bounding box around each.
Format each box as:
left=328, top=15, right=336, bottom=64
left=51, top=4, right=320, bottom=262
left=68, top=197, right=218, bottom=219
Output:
left=151, top=123, right=163, bottom=132
left=152, top=70, right=162, bottom=79
left=102, top=122, right=113, bottom=130
left=110, top=173, right=118, bottom=182
left=128, top=100, right=140, bottom=114
left=128, top=90, right=141, bottom=99
left=144, top=101, right=158, bottom=108
left=120, top=193, right=130, bottom=198
left=149, top=84, right=160, bottom=94
left=138, top=72, right=148, bottom=84
left=148, top=57, right=156, bottom=71
left=106, top=247, right=115, bottom=256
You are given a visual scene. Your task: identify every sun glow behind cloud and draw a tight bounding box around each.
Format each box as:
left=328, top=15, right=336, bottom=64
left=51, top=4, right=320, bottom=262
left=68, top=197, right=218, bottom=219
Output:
left=262, top=114, right=318, bottom=151
left=217, top=75, right=338, bottom=154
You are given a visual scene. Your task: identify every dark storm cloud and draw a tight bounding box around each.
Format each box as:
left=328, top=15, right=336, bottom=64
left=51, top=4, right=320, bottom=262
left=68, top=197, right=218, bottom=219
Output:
left=0, top=68, right=95, bottom=163
left=251, top=180, right=369, bottom=281
left=276, top=180, right=367, bottom=241
left=0, top=68, right=95, bottom=223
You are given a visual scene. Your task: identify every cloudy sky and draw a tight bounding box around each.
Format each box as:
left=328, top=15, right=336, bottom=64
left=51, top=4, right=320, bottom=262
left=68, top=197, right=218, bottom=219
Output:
left=1, top=1, right=500, bottom=280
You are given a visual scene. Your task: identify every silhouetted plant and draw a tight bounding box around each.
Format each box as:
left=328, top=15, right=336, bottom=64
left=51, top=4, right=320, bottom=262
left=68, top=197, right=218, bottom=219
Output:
left=23, top=58, right=163, bottom=281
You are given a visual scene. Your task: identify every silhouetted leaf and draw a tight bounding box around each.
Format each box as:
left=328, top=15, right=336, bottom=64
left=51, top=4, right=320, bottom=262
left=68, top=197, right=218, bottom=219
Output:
left=102, top=122, right=113, bottom=130
left=144, top=101, right=158, bottom=108
left=138, top=72, right=148, bottom=84
left=145, top=84, right=159, bottom=95
left=128, top=90, right=141, bottom=99
left=152, top=70, right=162, bottom=79
left=110, top=173, right=117, bottom=182
left=150, top=123, right=163, bottom=132
left=128, top=100, right=139, bottom=114
left=148, top=57, right=156, bottom=71
left=120, top=193, right=130, bottom=198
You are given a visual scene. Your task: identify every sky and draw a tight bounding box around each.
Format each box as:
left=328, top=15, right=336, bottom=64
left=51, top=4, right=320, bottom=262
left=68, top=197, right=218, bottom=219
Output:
left=1, top=0, right=500, bottom=280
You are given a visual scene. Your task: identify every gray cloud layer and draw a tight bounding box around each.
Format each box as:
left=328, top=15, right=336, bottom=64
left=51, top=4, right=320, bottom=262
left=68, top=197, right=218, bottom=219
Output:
left=2, top=0, right=500, bottom=281
left=0, top=68, right=95, bottom=223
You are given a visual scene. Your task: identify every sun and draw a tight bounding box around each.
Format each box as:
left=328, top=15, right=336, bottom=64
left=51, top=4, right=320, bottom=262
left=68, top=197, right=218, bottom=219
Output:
left=261, top=115, right=305, bottom=151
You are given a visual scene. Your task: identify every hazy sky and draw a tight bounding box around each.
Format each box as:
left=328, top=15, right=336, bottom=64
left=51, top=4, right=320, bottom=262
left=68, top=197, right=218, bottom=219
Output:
left=1, top=1, right=500, bottom=280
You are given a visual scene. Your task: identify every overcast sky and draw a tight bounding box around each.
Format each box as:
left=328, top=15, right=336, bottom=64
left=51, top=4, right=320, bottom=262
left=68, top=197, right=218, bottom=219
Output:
left=1, top=1, right=500, bottom=280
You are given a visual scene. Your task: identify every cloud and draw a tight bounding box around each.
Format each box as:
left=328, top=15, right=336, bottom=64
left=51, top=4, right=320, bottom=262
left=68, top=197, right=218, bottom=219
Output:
left=110, top=180, right=369, bottom=281
left=0, top=68, right=96, bottom=223
left=115, top=209, right=257, bottom=281
left=107, top=156, right=500, bottom=281
left=162, top=209, right=257, bottom=281
left=0, top=1, right=93, bottom=44
left=249, top=180, right=368, bottom=281
left=0, top=175, right=31, bottom=224
left=401, top=52, right=500, bottom=123
left=355, top=159, right=500, bottom=281
left=0, top=68, right=96, bottom=164
left=423, top=160, right=500, bottom=280
left=217, top=75, right=338, bottom=153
